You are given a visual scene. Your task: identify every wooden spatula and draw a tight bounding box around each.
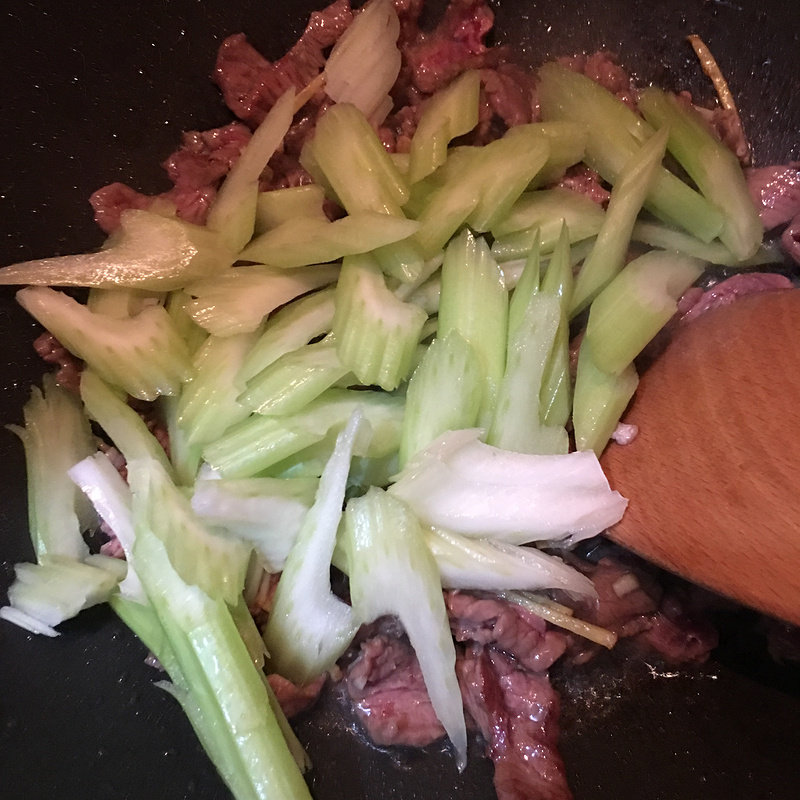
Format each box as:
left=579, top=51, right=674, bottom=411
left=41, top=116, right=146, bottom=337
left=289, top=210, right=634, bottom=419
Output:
left=600, top=288, right=800, bottom=626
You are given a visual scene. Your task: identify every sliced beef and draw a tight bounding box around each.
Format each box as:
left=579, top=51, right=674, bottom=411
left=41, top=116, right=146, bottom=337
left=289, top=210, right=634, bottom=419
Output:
left=343, top=630, right=447, bottom=747
left=33, top=332, right=83, bottom=393
left=268, top=672, right=326, bottom=718
left=781, top=214, right=800, bottom=264
left=458, top=645, right=571, bottom=800
left=558, top=52, right=636, bottom=108
left=556, top=164, right=610, bottom=206
left=746, top=163, right=800, bottom=230
left=677, top=272, right=794, bottom=321
left=446, top=590, right=567, bottom=672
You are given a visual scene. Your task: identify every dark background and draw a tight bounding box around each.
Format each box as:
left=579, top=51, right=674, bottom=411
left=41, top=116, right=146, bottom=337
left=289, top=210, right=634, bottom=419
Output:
left=1, top=1, right=798, bottom=798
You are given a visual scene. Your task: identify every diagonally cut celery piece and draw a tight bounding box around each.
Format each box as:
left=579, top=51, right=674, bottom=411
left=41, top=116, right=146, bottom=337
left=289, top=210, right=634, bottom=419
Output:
left=255, top=185, right=327, bottom=234
left=262, top=410, right=364, bottom=684
left=343, top=487, right=468, bottom=770
left=17, top=286, right=193, bottom=400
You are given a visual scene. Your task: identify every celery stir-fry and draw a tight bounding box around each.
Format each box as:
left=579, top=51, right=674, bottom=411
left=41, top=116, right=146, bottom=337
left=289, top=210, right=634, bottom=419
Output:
left=0, top=0, right=781, bottom=797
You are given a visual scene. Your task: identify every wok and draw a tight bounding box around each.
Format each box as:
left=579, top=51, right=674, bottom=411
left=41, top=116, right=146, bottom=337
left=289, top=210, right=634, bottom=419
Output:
left=1, top=0, right=798, bottom=798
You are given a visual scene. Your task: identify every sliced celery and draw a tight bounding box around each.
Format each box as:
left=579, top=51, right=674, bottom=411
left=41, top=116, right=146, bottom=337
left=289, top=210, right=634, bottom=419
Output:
left=537, top=62, right=724, bottom=242
left=262, top=411, right=363, bottom=684
left=343, top=487, right=467, bottom=769
left=184, top=263, right=339, bottom=337
left=206, top=88, right=295, bottom=252
left=87, top=287, right=164, bottom=318
left=407, top=69, right=481, bottom=184
left=240, top=212, right=419, bottom=269
left=17, top=286, right=193, bottom=401
left=437, top=230, right=508, bottom=423
left=372, top=236, right=427, bottom=284
left=239, top=336, right=350, bottom=416
left=254, top=185, right=327, bottom=234
left=508, top=121, right=588, bottom=188
left=572, top=340, right=639, bottom=455
left=570, top=126, right=669, bottom=316
left=399, top=331, right=483, bottom=467
left=8, top=375, right=96, bottom=561
left=0, top=209, right=233, bottom=290
left=506, top=239, right=541, bottom=340
left=583, top=251, right=704, bottom=376
left=238, top=287, right=336, bottom=383
left=177, top=331, right=258, bottom=447
left=160, top=393, right=203, bottom=487
left=165, top=290, right=208, bottom=356
left=638, top=87, right=763, bottom=260
left=332, top=253, right=427, bottom=391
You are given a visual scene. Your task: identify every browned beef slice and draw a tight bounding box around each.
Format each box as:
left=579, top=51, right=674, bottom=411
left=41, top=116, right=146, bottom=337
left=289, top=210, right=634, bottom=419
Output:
left=268, top=672, right=326, bottom=718
left=33, top=332, right=83, bottom=393
left=678, top=272, right=794, bottom=321
left=781, top=214, right=800, bottom=263
left=343, top=632, right=447, bottom=747
left=746, top=163, right=800, bottom=230
left=458, top=646, right=572, bottom=800
left=446, top=590, right=567, bottom=672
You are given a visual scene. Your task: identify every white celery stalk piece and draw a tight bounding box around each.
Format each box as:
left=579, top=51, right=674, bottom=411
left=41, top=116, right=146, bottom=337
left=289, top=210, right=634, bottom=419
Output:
left=262, top=410, right=365, bottom=684
left=343, top=487, right=468, bottom=770
left=389, top=429, right=627, bottom=545
left=17, top=286, right=193, bottom=400
left=8, top=375, right=96, bottom=561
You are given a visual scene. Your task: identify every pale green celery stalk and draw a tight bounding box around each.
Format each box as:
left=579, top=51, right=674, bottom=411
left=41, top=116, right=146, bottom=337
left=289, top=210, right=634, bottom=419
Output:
left=332, top=253, right=427, bottom=391
left=437, top=230, right=508, bottom=423
left=68, top=451, right=145, bottom=602
left=0, top=606, right=59, bottom=637
left=508, top=121, right=588, bottom=188
left=399, top=331, right=483, bottom=468
left=254, top=185, right=327, bottom=234
left=388, top=429, right=627, bottom=546
left=0, top=209, right=234, bottom=290
left=129, top=515, right=311, bottom=800
left=487, top=292, right=568, bottom=455
left=300, top=103, right=409, bottom=215
left=177, top=331, right=258, bottom=447
left=407, top=69, right=481, bottom=183
left=343, top=487, right=467, bottom=769
left=403, top=272, right=441, bottom=315
left=537, top=62, right=724, bottom=242
left=160, top=394, right=203, bottom=486
left=127, top=457, right=251, bottom=608
left=183, top=263, right=339, bottom=337
left=263, top=411, right=364, bottom=684
left=372, top=236, right=427, bottom=284
left=207, top=88, right=295, bottom=253
left=6, top=556, right=121, bottom=629
left=165, top=290, right=208, bottom=356
left=87, top=287, right=165, bottom=318
left=631, top=220, right=779, bottom=266
left=570, top=127, right=669, bottom=316
left=191, top=477, right=316, bottom=573
left=501, top=237, right=593, bottom=292
left=203, top=388, right=404, bottom=478
left=8, top=375, right=96, bottom=562
left=638, top=87, right=762, bottom=260
left=583, top=251, right=704, bottom=375
left=538, top=223, right=574, bottom=429
left=506, top=239, right=541, bottom=339
left=424, top=527, right=597, bottom=596
left=80, top=369, right=173, bottom=477
left=238, top=288, right=336, bottom=383
left=572, top=340, right=639, bottom=455
left=18, top=287, right=193, bottom=401
left=492, top=188, right=606, bottom=237
left=240, top=212, right=419, bottom=269
left=239, top=336, right=350, bottom=415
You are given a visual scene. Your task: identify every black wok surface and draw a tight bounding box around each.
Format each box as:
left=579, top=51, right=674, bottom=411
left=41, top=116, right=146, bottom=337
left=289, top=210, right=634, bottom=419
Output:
left=1, top=1, right=798, bottom=798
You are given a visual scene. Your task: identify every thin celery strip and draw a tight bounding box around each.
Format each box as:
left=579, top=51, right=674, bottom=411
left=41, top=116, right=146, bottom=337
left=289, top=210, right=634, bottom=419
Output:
left=80, top=369, right=173, bottom=477
left=87, top=287, right=164, bottom=318
left=165, top=290, right=208, bottom=356
left=17, top=286, right=193, bottom=400
left=399, top=331, right=483, bottom=467
left=343, top=487, right=468, bottom=770
left=238, top=287, right=336, bottom=383
left=240, top=212, right=419, bottom=269
left=583, top=251, right=704, bottom=376
left=203, top=388, right=404, bottom=479
left=572, top=340, right=639, bottom=455
left=262, top=411, right=364, bottom=684
left=509, top=121, right=588, bottom=188
left=437, top=230, right=508, bottom=423
left=207, top=88, right=295, bottom=252
left=638, top=87, right=763, bottom=260
left=0, top=605, right=60, bottom=637
left=506, top=239, right=541, bottom=340
left=177, top=331, right=258, bottom=447
left=160, top=393, right=203, bottom=486
left=332, top=253, right=427, bottom=391
left=254, top=185, right=327, bottom=234
left=7, top=375, right=95, bottom=561
left=184, top=263, right=339, bottom=337
left=537, top=62, right=724, bottom=242
left=570, top=127, right=669, bottom=316
left=239, top=336, right=350, bottom=416
left=372, top=236, right=427, bottom=284
left=0, top=209, right=233, bottom=290
left=407, top=69, right=481, bottom=184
